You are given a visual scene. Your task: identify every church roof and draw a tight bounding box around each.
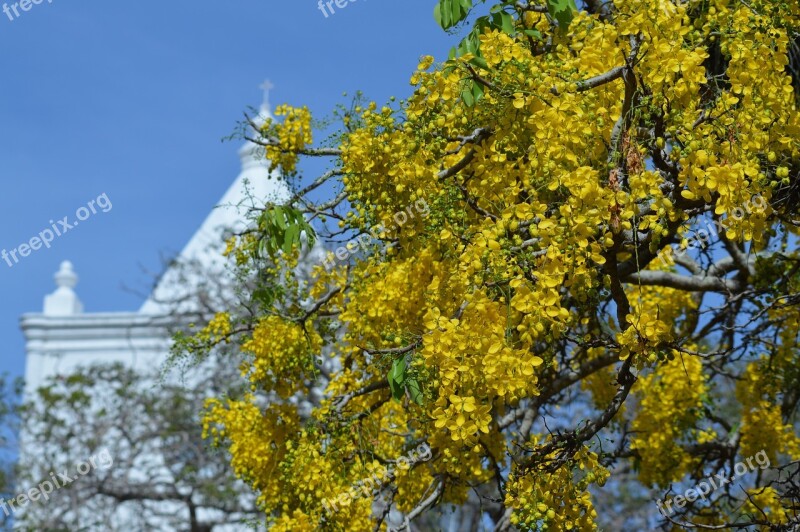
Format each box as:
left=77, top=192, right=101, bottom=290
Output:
left=140, top=90, right=288, bottom=315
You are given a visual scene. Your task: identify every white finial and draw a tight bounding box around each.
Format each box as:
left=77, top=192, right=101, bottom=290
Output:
left=54, top=261, right=78, bottom=289
left=259, top=79, right=274, bottom=112
left=44, top=261, right=83, bottom=316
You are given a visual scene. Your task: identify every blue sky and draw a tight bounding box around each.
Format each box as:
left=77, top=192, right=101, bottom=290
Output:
left=0, top=1, right=453, bottom=383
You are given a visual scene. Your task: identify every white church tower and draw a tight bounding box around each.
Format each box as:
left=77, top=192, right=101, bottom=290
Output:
left=18, top=84, right=291, bottom=530
left=21, top=84, right=286, bottom=396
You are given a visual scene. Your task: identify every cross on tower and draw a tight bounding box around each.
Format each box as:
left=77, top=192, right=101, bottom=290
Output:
left=259, top=80, right=274, bottom=110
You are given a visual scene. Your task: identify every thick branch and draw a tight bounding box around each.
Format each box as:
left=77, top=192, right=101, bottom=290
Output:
left=622, top=270, right=739, bottom=293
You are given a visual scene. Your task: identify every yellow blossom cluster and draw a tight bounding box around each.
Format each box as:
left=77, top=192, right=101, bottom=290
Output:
left=506, top=446, right=609, bottom=531
left=263, top=104, right=313, bottom=174
left=736, top=359, right=800, bottom=463
left=740, top=487, right=792, bottom=527
left=242, top=316, right=322, bottom=398
left=629, top=355, right=709, bottom=487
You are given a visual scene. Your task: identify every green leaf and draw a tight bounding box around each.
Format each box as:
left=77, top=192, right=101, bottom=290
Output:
left=389, top=358, right=406, bottom=385
left=406, top=376, right=424, bottom=405
left=451, top=0, right=461, bottom=26
left=282, top=224, right=300, bottom=254
left=388, top=358, right=407, bottom=401
left=434, top=0, right=472, bottom=30
left=472, top=80, right=485, bottom=101
left=257, top=205, right=317, bottom=260
left=468, top=55, right=489, bottom=70
left=499, top=11, right=515, bottom=35
left=461, top=84, right=475, bottom=107
left=547, top=0, right=577, bottom=31
left=272, top=207, right=286, bottom=230
left=464, top=35, right=477, bottom=54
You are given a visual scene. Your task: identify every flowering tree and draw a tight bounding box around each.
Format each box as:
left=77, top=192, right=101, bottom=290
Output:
left=190, top=0, right=800, bottom=529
